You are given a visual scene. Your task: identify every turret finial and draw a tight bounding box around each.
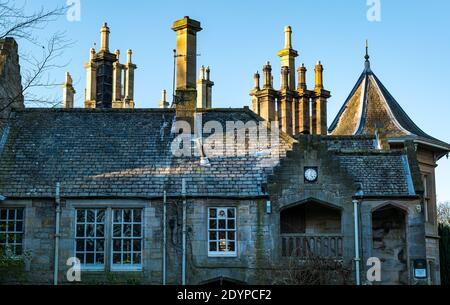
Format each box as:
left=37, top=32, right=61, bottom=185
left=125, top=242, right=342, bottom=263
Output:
left=365, top=39, right=370, bottom=62
left=364, top=40, right=371, bottom=71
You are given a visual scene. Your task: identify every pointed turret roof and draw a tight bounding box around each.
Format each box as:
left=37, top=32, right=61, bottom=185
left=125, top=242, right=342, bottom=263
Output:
left=329, top=44, right=450, bottom=156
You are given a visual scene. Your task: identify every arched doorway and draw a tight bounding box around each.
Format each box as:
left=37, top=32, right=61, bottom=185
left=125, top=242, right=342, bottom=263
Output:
left=280, top=201, right=343, bottom=260
left=372, top=205, right=408, bottom=285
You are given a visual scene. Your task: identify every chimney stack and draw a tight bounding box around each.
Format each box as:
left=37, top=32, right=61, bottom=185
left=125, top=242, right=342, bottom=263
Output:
left=278, top=26, right=298, bottom=92
left=93, top=23, right=116, bottom=108
left=312, top=61, right=331, bottom=135
left=100, top=23, right=110, bottom=52
left=254, top=62, right=277, bottom=123
left=123, top=49, right=137, bottom=108
left=159, top=89, right=169, bottom=109
left=62, top=72, right=76, bottom=108
left=250, top=71, right=260, bottom=114
left=112, top=49, right=123, bottom=107
left=297, top=63, right=311, bottom=134
left=172, top=16, right=202, bottom=91
left=197, top=65, right=214, bottom=109
left=84, top=48, right=97, bottom=108
left=279, top=66, right=293, bottom=135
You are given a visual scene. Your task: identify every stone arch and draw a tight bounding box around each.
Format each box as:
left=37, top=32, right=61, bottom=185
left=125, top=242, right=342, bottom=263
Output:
left=371, top=204, right=408, bottom=285
left=280, top=198, right=343, bottom=259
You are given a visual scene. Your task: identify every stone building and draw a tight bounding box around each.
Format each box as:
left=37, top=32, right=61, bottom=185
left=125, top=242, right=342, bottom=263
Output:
left=0, top=17, right=449, bottom=285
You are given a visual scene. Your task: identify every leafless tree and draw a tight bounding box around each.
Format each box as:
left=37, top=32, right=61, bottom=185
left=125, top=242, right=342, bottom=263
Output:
left=0, top=0, right=71, bottom=115
left=438, top=202, right=450, bottom=226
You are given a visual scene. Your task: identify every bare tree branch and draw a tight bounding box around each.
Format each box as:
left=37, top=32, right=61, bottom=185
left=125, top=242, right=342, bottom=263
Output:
left=0, top=1, right=71, bottom=116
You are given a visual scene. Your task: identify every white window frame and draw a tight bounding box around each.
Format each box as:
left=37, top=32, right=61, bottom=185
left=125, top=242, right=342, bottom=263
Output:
left=208, top=207, right=237, bottom=258
left=74, top=209, right=106, bottom=271
left=111, top=209, right=143, bottom=272
left=0, top=208, right=24, bottom=256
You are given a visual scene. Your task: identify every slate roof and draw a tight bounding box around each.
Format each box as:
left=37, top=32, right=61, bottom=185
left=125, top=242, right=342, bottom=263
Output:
left=0, top=108, right=417, bottom=199
left=334, top=152, right=415, bottom=197
left=329, top=60, right=450, bottom=153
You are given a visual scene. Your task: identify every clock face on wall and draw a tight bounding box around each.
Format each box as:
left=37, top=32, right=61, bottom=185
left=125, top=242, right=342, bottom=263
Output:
left=304, top=167, right=318, bottom=183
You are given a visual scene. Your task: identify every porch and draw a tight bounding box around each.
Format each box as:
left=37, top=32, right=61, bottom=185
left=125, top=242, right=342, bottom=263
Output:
left=280, top=201, right=343, bottom=260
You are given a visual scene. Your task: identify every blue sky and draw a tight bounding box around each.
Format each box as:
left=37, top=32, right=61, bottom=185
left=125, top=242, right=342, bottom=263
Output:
left=22, top=0, right=450, bottom=201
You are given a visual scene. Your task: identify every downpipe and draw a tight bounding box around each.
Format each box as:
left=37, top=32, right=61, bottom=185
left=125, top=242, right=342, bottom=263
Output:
left=54, top=183, right=61, bottom=286
left=163, top=190, right=167, bottom=285
left=181, top=179, right=187, bottom=286
left=353, top=199, right=361, bottom=286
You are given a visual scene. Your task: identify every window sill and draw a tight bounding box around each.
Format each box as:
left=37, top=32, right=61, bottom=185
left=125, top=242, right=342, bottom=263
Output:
left=208, top=253, right=237, bottom=258
left=111, top=266, right=143, bottom=272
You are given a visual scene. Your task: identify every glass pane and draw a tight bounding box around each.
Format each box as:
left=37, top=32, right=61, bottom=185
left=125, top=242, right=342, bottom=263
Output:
left=133, top=225, right=141, bottom=237
left=209, top=220, right=217, bottom=230
left=0, top=210, right=6, bottom=220
left=133, top=253, right=141, bottom=264
left=227, top=220, right=235, bottom=230
left=219, top=240, right=227, bottom=252
left=76, top=225, right=85, bottom=237
left=96, top=240, right=104, bottom=252
left=76, top=210, right=85, bottom=223
left=96, top=225, right=105, bottom=238
left=86, top=253, right=94, bottom=264
left=96, top=253, right=104, bottom=264
left=86, top=224, right=95, bottom=237
left=124, top=224, right=132, bottom=237
left=218, top=210, right=226, bottom=218
left=123, top=252, right=132, bottom=264
left=113, top=253, right=121, bottom=264
left=113, top=210, right=122, bottom=223
left=133, top=210, right=142, bottom=222
left=219, top=231, right=226, bottom=240
left=227, top=209, right=235, bottom=218
left=0, top=233, right=6, bottom=244
left=97, top=210, right=105, bottom=223
left=209, top=231, right=217, bottom=241
left=76, top=239, right=84, bottom=251
left=86, top=239, right=95, bottom=251
left=113, top=239, right=121, bottom=251
left=209, top=242, right=217, bottom=252
left=76, top=252, right=85, bottom=264
left=16, top=234, right=23, bottom=244
left=113, top=225, right=122, bottom=238
left=0, top=221, right=6, bottom=232
left=209, top=209, right=217, bottom=218
left=15, top=221, right=23, bottom=232
left=8, top=221, right=14, bottom=232
left=124, top=210, right=132, bottom=222
left=218, top=220, right=226, bottom=230
left=16, top=209, right=24, bottom=220
left=228, top=231, right=235, bottom=241
left=87, top=210, right=95, bottom=223
left=123, top=239, right=131, bottom=252
left=228, top=242, right=235, bottom=252
left=8, top=209, right=15, bottom=219
left=133, top=240, right=141, bottom=252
